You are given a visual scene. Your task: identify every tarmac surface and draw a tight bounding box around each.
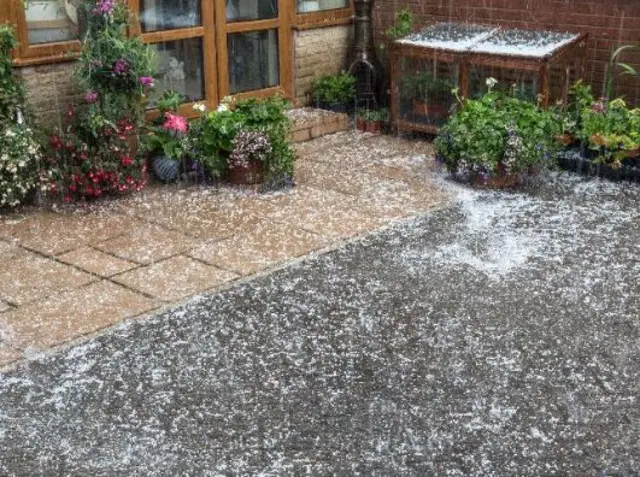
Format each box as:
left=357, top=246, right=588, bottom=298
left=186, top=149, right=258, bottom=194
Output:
left=0, top=173, right=638, bottom=476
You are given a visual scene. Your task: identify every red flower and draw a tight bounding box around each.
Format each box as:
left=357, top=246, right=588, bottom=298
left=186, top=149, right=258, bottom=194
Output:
left=162, top=112, right=188, bottom=133
left=121, top=156, right=133, bottom=167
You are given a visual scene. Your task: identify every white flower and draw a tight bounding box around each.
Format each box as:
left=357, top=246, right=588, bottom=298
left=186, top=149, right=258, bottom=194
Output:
left=485, top=77, right=498, bottom=91
left=193, top=102, right=207, bottom=113
left=216, top=103, right=229, bottom=112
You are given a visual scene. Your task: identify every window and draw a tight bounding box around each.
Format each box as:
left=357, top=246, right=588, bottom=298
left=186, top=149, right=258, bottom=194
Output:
left=9, top=0, right=81, bottom=64
left=227, top=29, right=279, bottom=94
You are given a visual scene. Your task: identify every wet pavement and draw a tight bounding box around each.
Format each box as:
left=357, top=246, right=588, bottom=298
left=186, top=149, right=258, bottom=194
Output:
left=0, top=171, right=638, bottom=475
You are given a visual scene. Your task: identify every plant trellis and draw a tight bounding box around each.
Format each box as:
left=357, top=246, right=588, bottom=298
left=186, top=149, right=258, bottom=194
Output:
left=390, top=22, right=587, bottom=135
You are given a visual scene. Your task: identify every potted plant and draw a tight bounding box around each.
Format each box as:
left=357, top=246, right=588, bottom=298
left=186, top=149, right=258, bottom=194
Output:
left=356, top=108, right=388, bottom=134
left=141, top=90, right=190, bottom=182
left=401, top=73, right=453, bottom=119
left=228, top=130, right=272, bottom=185
left=435, top=78, right=562, bottom=189
left=311, top=73, right=356, bottom=113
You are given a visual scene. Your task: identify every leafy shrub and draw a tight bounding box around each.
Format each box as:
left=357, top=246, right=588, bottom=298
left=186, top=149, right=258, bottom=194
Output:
left=40, top=0, right=154, bottom=201
left=311, top=73, right=356, bottom=107
left=435, top=80, right=561, bottom=179
left=579, top=97, right=640, bottom=166
left=189, top=95, right=295, bottom=181
left=0, top=25, right=40, bottom=208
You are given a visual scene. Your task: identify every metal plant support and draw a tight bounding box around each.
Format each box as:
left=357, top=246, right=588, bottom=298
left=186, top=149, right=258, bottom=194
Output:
left=348, top=0, right=383, bottom=110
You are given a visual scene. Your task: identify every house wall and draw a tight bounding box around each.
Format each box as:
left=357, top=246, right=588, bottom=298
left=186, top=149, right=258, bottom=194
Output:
left=374, top=0, right=640, bottom=103
left=293, top=25, right=353, bottom=106
left=15, top=23, right=353, bottom=130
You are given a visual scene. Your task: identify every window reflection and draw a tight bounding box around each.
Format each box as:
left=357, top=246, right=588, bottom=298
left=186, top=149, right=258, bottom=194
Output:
left=228, top=30, right=279, bottom=93
left=140, top=0, right=201, bottom=32
left=296, top=0, right=348, bottom=13
left=25, top=0, right=79, bottom=44
left=225, top=0, right=277, bottom=22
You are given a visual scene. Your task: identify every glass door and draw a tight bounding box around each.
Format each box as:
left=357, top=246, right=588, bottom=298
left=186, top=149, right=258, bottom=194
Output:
left=215, top=0, right=292, bottom=99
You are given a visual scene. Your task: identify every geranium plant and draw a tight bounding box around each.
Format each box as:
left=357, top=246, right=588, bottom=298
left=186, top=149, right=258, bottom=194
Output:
left=142, top=91, right=189, bottom=162
left=435, top=78, right=561, bottom=185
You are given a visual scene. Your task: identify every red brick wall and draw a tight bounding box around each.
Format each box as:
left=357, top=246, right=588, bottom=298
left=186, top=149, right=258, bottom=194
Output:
left=374, top=0, right=640, bottom=103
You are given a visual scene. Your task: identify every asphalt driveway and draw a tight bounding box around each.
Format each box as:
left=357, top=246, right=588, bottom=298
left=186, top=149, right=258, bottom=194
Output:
left=0, top=173, right=638, bottom=476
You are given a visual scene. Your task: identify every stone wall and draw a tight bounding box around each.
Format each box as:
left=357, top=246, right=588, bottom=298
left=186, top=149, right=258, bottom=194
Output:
left=293, top=25, right=353, bottom=106
left=374, top=0, right=640, bottom=103
left=17, top=61, right=82, bottom=130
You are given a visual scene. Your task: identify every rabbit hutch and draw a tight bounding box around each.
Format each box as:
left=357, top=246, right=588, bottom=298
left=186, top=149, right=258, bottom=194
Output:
left=390, top=22, right=587, bottom=135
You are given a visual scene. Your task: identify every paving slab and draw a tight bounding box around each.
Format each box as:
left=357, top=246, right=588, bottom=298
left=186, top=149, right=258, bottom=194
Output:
left=0, top=252, right=95, bottom=305
left=0, top=173, right=637, bottom=475
left=58, top=246, right=139, bottom=277
left=113, top=255, right=239, bottom=301
left=2, top=280, right=157, bottom=351
left=190, top=220, right=327, bottom=276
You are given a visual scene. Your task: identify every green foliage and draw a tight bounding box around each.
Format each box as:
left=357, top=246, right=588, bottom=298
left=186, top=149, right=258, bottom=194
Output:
left=400, top=73, right=452, bottom=101
left=189, top=95, right=295, bottom=181
left=603, top=45, right=638, bottom=100
left=141, top=90, right=188, bottom=161
left=0, top=25, right=40, bottom=208
left=311, top=73, right=356, bottom=106
left=435, top=85, right=561, bottom=177
left=358, top=108, right=389, bottom=122
left=578, top=97, right=640, bottom=166
left=385, top=8, right=413, bottom=41
left=75, top=0, right=155, bottom=128
left=0, top=25, right=25, bottom=124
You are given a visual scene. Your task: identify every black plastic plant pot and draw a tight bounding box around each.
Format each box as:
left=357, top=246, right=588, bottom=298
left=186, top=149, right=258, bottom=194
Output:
left=329, top=103, right=348, bottom=114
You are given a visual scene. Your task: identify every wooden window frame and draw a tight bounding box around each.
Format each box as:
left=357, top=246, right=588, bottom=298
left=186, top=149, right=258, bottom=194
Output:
left=294, top=0, right=353, bottom=30
left=128, top=0, right=218, bottom=119
left=7, top=0, right=81, bottom=66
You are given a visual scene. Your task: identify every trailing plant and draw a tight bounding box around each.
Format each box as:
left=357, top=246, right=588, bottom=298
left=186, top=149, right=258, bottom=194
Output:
left=311, top=73, right=356, bottom=108
left=229, top=130, right=272, bottom=169
left=76, top=0, right=155, bottom=129
left=40, top=0, right=154, bottom=201
left=435, top=78, right=561, bottom=181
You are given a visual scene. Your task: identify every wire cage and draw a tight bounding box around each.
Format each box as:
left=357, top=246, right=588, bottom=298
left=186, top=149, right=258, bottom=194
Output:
left=390, top=22, right=587, bottom=135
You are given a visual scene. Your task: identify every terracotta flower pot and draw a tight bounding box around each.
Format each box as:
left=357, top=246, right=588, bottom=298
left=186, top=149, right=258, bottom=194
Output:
left=366, top=120, right=382, bottom=134
left=356, top=117, right=367, bottom=131
left=469, top=164, right=522, bottom=189
left=413, top=100, right=448, bottom=118
left=556, top=133, right=574, bottom=146
left=624, top=147, right=639, bottom=159
left=228, top=161, right=264, bottom=185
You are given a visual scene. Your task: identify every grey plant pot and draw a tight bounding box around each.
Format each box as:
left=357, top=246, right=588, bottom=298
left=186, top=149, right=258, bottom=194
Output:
left=152, top=156, right=180, bottom=182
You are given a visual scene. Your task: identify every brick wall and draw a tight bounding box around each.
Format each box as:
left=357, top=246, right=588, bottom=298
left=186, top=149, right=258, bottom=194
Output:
left=17, top=62, right=82, bottom=130
left=293, top=25, right=353, bottom=106
left=374, top=0, right=640, bottom=103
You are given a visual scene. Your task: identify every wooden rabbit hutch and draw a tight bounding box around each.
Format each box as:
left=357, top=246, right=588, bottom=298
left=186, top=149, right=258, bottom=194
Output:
left=390, top=22, right=587, bottom=135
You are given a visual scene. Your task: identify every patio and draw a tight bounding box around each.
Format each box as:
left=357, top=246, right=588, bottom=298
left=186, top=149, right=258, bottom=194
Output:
left=0, top=131, right=444, bottom=368
left=0, top=151, right=637, bottom=474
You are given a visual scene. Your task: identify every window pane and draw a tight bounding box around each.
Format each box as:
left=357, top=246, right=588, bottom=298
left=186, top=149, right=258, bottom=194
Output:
left=297, top=0, right=348, bottom=13
left=140, top=0, right=201, bottom=32
left=226, top=0, right=277, bottom=22
left=147, top=38, right=205, bottom=108
left=25, top=0, right=79, bottom=44
left=228, top=30, right=279, bottom=94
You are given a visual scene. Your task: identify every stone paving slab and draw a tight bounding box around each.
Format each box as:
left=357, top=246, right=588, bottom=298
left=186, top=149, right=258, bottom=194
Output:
left=190, top=220, right=329, bottom=276
left=0, top=132, right=445, bottom=365
left=0, top=252, right=95, bottom=306
left=113, top=255, right=239, bottom=301
left=2, top=281, right=158, bottom=350
left=58, top=246, right=139, bottom=277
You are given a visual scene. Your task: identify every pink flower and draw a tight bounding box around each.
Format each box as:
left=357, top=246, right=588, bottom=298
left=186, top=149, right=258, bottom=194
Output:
left=162, top=112, right=188, bottom=133
left=113, top=59, right=129, bottom=75
left=139, top=76, right=154, bottom=88
left=85, top=91, right=99, bottom=103
left=93, top=0, right=115, bottom=15
left=591, top=101, right=606, bottom=114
